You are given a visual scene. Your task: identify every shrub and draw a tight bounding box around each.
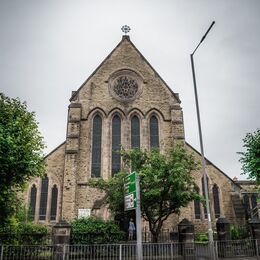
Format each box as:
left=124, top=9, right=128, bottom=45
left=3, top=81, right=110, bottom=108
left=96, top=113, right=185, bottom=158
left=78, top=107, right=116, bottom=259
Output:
left=195, top=233, right=209, bottom=242
left=18, top=222, right=48, bottom=245
left=0, top=218, right=48, bottom=245
left=0, top=204, right=49, bottom=245
left=0, top=216, right=20, bottom=245
left=230, top=225, right=249, bottom=240
left=70, top=217, right=124, bottom=244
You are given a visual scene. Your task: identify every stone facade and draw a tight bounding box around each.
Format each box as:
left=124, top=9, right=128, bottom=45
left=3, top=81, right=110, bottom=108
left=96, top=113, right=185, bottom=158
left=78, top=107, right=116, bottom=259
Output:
left=24, top=35, right=245, bottom=232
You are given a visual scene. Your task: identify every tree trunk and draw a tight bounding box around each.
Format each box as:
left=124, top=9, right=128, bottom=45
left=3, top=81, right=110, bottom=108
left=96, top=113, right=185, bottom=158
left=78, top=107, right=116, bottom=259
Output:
left=150, top=221, right=163, bottom=243
left=151, top=231, right=159, bottom=243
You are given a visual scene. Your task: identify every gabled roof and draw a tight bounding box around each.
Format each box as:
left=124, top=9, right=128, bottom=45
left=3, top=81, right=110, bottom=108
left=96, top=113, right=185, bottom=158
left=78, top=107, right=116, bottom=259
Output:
left=185, top=141, right=240, bottom=187
left=70, top=35, right=180, bottom=103
left=44, top=141, right=65, bottom=160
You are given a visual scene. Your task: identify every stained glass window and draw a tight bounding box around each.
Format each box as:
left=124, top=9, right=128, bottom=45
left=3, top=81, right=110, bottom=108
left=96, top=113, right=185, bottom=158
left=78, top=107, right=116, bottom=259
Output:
left=112, top=115, right=121, bottom=176
left=202, top=176, right=209, bottom=219
left=194, top=189, right=201, bottom=219
left=131, top=116, right=140, bottom=149
left=150, top=115, right=159, bottom=149
left=243, top=194, right=250, bottom=214
left=39, top=177, right=49, bottom=220
left=29, top=185, right=37, bottom=220
left=91, top=115, right=102, bottom=177
left=50, top=185, right=58, bottom=221
left=113, top=76, right=138, bottom=100
left=213, top=184, right=221, bottom=218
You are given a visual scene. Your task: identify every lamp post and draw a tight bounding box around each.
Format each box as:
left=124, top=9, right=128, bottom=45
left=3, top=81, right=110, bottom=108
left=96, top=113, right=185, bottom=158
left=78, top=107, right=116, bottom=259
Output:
left=190, top=21, right=215, bottom=246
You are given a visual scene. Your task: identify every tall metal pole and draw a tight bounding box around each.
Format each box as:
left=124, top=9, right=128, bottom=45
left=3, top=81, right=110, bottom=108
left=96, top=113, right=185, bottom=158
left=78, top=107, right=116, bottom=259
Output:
left=190, top=21, right=215, bottom=248
left=135, top=172, right=143, bottom=260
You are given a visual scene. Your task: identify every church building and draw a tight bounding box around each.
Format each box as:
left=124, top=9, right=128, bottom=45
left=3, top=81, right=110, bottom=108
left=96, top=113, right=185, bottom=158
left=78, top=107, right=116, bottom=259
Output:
left=23, top=33, right=246, bottom=233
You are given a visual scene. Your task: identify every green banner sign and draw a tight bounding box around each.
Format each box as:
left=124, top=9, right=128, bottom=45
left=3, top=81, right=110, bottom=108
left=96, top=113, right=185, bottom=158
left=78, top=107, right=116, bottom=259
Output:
left=124, top=191, right=137, bottom=210
left=124, top=172, right=137, bottom=210
left=124, top=171, right=136, bottom=194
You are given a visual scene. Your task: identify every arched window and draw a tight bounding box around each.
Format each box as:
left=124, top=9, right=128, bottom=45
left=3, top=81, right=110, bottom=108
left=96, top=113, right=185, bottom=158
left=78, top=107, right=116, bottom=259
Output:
left=202, top=176, right=209, bottom=219
left=50, top=185, right=58, bottom=221
left=194, top=189, right=201, bottom=219
left=39, top=177, right=49, bottom=220
left=150, top=115, right=159, bottom=149
left=91, top=115, right=102, bottom=177
left=243, top=194, right=250, bottom=217
left=251, top=194, right=257, bottom=209
left=213, top=184, right=220, bottom=218
left=112, top=115, right=121, bottom=176
left=29, top=185, right=37, bottom=220
left=131, top=116, right=140, bottom=149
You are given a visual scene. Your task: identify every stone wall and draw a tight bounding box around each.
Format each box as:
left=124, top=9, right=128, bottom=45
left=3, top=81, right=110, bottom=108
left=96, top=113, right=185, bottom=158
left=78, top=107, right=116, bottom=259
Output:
left=23, top=142, right=65, bottom=225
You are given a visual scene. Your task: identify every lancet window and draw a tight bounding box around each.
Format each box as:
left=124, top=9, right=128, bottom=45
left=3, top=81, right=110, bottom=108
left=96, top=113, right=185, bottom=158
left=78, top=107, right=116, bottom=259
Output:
left=39, top=177, right=49, bottom=220
left=150, top=115, right=159, bottom=149
left=91, top=115, right=102, bottom=177
left=112, top=115, right=121, bottom=176
left=131, top=116, right=140, bottom=149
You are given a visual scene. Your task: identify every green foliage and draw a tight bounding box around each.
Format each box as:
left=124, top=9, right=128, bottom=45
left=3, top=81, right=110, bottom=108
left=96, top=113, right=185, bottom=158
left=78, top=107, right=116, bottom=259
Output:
left=18, top=222, right=48, bottom=245
left=0, top=216, right=20, bottom=244
left=70, top=217, right=124, bottom=244
left=88, top=172, right=126, bottom=216
left=195, top=233, right=209, bottom=242
left=0, top=205, right=49, bottom=245
left=89, top=144, right=199, bottom=242
left=0, top=220, right=48, bottom=245
left=238, top=129, right=260, bottom=185
left=0, top=93, right=45, bottom=224
left=230, top=225, right=249, bottom=240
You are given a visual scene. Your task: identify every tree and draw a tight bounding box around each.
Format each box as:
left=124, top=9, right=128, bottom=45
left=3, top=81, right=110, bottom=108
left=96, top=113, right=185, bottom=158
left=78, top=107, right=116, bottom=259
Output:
left=238, top=129, right=260, bottom=185
left=89, top=145, right=199, bottom=242
left=0, top=93, right=45, bottom=224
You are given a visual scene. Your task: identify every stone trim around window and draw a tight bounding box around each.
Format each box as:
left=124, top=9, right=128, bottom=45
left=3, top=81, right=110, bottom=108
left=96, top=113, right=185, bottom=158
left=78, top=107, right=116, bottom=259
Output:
left=108, top=69, right=143, bottom=102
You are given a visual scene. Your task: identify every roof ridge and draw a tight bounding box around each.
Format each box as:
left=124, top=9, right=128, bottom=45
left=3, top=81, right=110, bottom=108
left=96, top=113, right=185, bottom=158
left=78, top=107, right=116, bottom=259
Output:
left=44, top=141, right=66, bottom=159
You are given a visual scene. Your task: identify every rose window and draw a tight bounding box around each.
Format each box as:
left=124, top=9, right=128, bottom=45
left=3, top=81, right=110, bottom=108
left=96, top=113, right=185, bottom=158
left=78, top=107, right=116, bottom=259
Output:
left=113, top=76, right=138, bottom=100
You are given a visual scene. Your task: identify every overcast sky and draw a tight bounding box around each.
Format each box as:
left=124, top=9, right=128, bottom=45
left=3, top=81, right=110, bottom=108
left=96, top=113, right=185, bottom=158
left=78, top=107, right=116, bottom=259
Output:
left=1, top=0, right=259, bottom=180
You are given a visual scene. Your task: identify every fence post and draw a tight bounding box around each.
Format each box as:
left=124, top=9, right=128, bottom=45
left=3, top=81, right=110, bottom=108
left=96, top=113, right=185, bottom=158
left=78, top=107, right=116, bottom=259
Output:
left=170, top=243, right=173, bottom=259
left=53, top=220, right=71, bottom=260
left=62, top=245, right=65, bottom=260
left=255, top=240, right=259, bottom=260
left=214, top=241, right=218, bottom=260
left=63, top=245, right=70, bottom=260
left=119, top=244, right=122, bottom=260
left=0, top=245, right=3, bottom=260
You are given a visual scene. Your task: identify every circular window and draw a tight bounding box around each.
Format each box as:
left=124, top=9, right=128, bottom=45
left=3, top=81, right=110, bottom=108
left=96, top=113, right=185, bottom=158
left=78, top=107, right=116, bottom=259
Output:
left=113, top=76, right=138, bottom=100
left=108, top=69, right=143, bottom=102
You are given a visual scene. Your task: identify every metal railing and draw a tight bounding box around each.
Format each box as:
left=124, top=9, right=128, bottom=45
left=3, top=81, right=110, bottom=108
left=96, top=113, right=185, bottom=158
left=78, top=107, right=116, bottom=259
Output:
left=0, top=240, right=259, bottom=259
left=217, top=239, right=259, bottom=259
left=249, top=205, right=260, bottom=220
left=0, top=245, right=54, bottom=260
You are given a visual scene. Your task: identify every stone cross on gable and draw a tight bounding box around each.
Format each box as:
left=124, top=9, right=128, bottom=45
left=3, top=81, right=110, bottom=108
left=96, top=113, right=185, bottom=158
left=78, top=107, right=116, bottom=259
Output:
left=121, top=25, right=131, bottom=35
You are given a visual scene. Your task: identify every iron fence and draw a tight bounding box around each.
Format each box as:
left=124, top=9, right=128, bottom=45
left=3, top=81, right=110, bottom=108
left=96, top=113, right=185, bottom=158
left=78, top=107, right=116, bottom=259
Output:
left=217, top=239, right=259, bottom=259
left=0, top=240, right=259, bottom=259
left=0, top=245, right=54, bottom=260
